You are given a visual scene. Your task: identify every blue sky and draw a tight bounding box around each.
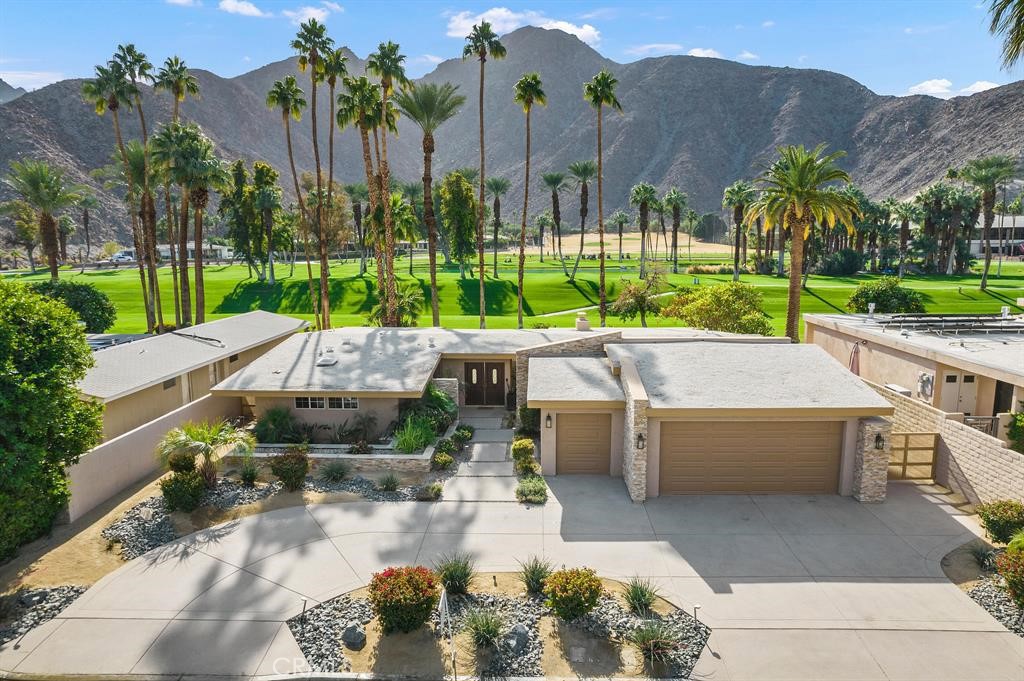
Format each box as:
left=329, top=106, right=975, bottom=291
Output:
left=0, top=0, right=1017, bottom=97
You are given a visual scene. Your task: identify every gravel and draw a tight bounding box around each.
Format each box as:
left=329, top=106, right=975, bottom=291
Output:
left=0, top=586, right=87, bottom=646
left=303, top=474, right=418, bottom=502
left=101, top=496, right=177, bottom=560
left=286, top=595, right=373, bottom=672
left=969, top=578, right=1024, bottom=638
left=201, top=479, right=281, bottom=508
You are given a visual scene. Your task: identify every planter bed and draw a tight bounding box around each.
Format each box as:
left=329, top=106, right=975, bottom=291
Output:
left=968, top=577, right=1024, bottom=638
left=0, top=586, right=87, bottom=646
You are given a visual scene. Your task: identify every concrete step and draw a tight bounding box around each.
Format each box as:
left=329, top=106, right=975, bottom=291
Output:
left=468, top=442, right=509, bottom=462
left=456, top=461, right=516, bottom=477
left=470, top=429, right=515, bottom=443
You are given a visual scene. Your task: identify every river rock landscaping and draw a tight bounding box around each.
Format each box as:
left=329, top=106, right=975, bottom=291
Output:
left=0, top=586, right=87, bottom=646
left=286, top=594, right=374, bottom=672
left=969, top=577, right=1024, bottom=638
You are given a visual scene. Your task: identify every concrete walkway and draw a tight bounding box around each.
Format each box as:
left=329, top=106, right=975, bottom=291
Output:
left=2, top=480, right=1022, bottom=679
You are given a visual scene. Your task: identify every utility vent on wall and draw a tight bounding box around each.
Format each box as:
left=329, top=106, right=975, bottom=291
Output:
left=316, top=347, right=338, bottom=367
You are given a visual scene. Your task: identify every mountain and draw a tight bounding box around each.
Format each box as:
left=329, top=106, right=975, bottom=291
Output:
left=0, top=79, right=26, bottom=104
left=1, top=26, right=1022, bottom=245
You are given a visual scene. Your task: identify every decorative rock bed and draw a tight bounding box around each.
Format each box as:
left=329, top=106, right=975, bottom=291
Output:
left=0, top=586, right=87, bottom=646
left=286, top=594, right=373, bottom=672
left=968, top=578, right=1024, bottom=638
left=303, top=475, right=419, bottom=502
left=101, top=496, right=177, bottom=560
left=202, top=478, right=282, bottom=508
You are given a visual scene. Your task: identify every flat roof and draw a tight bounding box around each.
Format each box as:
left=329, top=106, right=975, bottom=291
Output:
left=605, top=342, right=894, bottom=415
left=527, top=356, right=625, bottom=405
left=79, top=311, right=307, bottom=401
left=805, top=313, right=1024, bottom=385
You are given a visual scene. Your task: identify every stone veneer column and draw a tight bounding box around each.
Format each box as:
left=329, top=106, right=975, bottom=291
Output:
left=430, top=378, right=459, bottom=409
left=853, top=416, right=892, bottom=503
left=620, top=359, right=649, bottom=503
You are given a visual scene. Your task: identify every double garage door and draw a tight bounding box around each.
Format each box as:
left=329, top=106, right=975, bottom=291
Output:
left=659, top=421, right=843, bottom=494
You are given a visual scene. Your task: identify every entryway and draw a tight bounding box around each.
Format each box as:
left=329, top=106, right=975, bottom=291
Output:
left=464, top=361, right=506, bottom=406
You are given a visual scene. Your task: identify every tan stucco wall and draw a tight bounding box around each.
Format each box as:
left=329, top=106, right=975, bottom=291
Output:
left=253, top=396, right=399, bottom=443
left=539, top=408, right=624, bottom=477
left=102, top=380, right=184, bottom=441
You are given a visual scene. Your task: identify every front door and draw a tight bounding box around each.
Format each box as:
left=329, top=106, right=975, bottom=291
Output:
left=465, top=362, right=485, bottom=405
left=484, top=362, right=505, bottom=406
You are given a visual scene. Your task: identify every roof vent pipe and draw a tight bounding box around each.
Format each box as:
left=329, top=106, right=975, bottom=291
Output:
left=867, top=302, right=876, bottom=319
left=575, top=311, right=591, bottom=332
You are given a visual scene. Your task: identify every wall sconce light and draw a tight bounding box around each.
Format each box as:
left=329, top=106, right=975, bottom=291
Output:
left=545, top=414, right=552, bottom=429
left=636, top=433, right=646, bottom=450
left=874, top=434, right=885, bottom=450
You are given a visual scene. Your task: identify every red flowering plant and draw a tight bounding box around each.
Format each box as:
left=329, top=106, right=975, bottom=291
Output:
left=368, top=566, right=440, bottom=633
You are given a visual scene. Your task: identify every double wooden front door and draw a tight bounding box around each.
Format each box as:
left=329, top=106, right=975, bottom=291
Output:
left=465, top=362, right=505, bottom=406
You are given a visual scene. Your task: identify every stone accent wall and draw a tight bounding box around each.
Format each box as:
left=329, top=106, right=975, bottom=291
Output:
left=853, top=417, right=891, bottom=503
left=869, top=382, right=1024, bottom=504
left=431, top=378, right=459, bottom=408
left=620, top=360, right=649, bottom=503
left=514, top=331, right=622, bottom=412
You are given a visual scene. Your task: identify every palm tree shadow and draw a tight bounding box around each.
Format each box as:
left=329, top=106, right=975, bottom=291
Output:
left=455, top=277, right=517, bottom=315
left=981, top=289, right=1024, bottom=310
left=802, top=287, right=846, bottom=314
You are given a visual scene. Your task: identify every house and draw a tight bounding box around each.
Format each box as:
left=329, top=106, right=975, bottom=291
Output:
left=212, top=324, right=895, bottom=502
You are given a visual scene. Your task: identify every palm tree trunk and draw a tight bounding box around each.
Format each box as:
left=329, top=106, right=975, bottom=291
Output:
left=596, top=105, right=607, bottom=327
left=143, top=193, right=164, bottom=331
left=898, top=219, right=909, bottom=279
left=570, top=184, right=587, bottom=281
left=379, top=86, right=398, bottom=328
left=130, top=209, right=153, bottom=332
left=357, top=121, right=385, bottom=301
left=671, top=207, right=679, bottom=274
left=786, top=213, right=806, bottom=342
left=265, top=207, right=276, bottom=285
left=492, top=196, right=500, bottom=277
left=320, top=81, right=337, bottom=329
left=354, top=203, right=367, bottom=276
left=193, top=198, right=205, bottom=324
left=476, top=58, right=487, bottom=329
left=178, top=190, right=192, bottom=326
left=981, top=191, right=995, bottom=290
left=39, top=213, right=59, bottom=280
left=309, top=62, right=329, bottom=328
left=640, top=204, right=648, bottom=279
left=618, top=222, right=624, bottom=262
left=732, top=206, right=743, bottom=282
left=517, top=108, right=531, bottom=329
left=776, top=227, right=786, bottom=278
left=553, top=191, right=568, bottom=276
left=164, top=185, right=181, bottom=327
left=81, top=207, right=90, bottom=273
left=282, top=114, right=322, bottom=329
left=539, top=218, right=544, bottom=263
left=110, top=108, right=153, bottom=332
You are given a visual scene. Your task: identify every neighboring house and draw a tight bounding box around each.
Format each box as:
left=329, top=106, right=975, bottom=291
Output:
left=80, top=311, right=308, bottom=442
left=213, top=323, right=894, bottom=503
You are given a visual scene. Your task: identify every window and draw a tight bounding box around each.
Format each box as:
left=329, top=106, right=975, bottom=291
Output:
left=491, top=368, right=498, bottom=385
left=229, top=354, right=239, bottom=363
left=328, top=397, right=343, bottom=409
left=945, top=375, right=958, bottom=383
left=294, top=396, right=325, bottom=409
left=963, top=375, right=975, bottom=384
left=295, top=397, right=310, bottom=409
left=344, top=397, right=359, bottom=409
left=162, top=377, right=177, bottom=390
left=328, top=397, right=359, bottom=410
left=471, top=368, right=478, bottom=384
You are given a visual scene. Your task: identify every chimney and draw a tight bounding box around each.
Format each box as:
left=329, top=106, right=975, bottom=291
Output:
left=575, top=311, right=591, bottom=331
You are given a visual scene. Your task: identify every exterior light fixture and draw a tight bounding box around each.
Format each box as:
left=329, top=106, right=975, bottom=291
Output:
left=874, top=434, right=885, bottom=450
left=545, top=414, right=552, bottom=428
left=636, top=433, right=646, bottom=450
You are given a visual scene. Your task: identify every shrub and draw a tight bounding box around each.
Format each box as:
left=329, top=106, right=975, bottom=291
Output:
left=434, top=551, right=475, bottom=595
left=544, top=568, right=603, bottom=620
left=515, top=458, right=540, bottom=476
left=453, top=425, right=474, bottom=444
left=160, top=471, right=206, bottom=512
left=623, top=577, right=659, bottom=615
left=319, top=460, right=350, bottom=483
left=686, top=263, right=733, bottom=275
left=817, top=248, right=864, bottom=276
left=254, top=407, right=303, bottom=444
left=239, top=452, right=259, bottom=487
left=166, top=450, right=197, bottom=474
left=1006, top=409, right=1024, bottom=454
left=661, top=281, right=772, bottom=336
left=29, top=280, right=116, bottom=333
left=517, top=556, right=553, bottom=594
left=416, top=482, right=443, bottom=501
left=516, top=475, right=547, bottom=504
left=517, top=407, right=541, bottom=436
left=349, top=440, right=372, bottom=456
left=995, top=550, right=1024, bottom=609
left=977, top=500, right=1024, bottom=544
left=1008, top=529, right=1024, bottom=555
left=463, top=608, right=503, bottom=648
left=435, top=438, right=457, bottom=456
left=368, top=566, right=440, bottom=634
left=379, top=473, right=400, bottom=492
left=269, top=451, right=309, bottom=492
left=627, top=621, right=683, bottom=666
left=431, top=452, right=454, bottom=470
left=511, top=438, right=535, bottom=463
left=846, top=276, right=925, bottom=314
left=394, top=414, right=437, bottom=454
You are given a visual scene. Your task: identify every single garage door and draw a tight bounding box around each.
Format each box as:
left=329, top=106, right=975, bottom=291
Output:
left=556, top=413, right=612, bottom=474
left=659, top=421, right=843, bottom=494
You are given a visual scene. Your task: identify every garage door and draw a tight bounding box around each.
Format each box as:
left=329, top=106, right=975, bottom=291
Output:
left=659, top=421, right=843, bottom=494
left=556, top=413, right=611, bottom=474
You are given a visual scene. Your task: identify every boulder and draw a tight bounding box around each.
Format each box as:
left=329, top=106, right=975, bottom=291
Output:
left=341, top=623, right=366, bottom=650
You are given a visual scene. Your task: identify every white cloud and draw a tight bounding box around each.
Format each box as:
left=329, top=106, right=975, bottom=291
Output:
left=413, top=54, right=445, bottom=65
left=242, top=55, right=252, bottom=62
left=580, top=7, right=616, bottom=20
left=761, top=20, right=775, bottom=28
left=322, top=1, right=342, bottom=11
left=282, top=5, right=329, bottom=23
left=797, top=54, right=809, bottom=64
left=0, top=70, right=63, bottom=90
left=624, top=43, right=682, bottom=56
left=960, top=80, right=999, bottom=94
left=166, top=0, right=201, bottom=6
left=737, top=50, right=759, bottom=60
left=218, top=0, right=269, bottom=17
left=445, top=8, right=601, bottom=46
left=907, top=78, right=952, bottom=96
left=687, top=47, right=722, bottom=58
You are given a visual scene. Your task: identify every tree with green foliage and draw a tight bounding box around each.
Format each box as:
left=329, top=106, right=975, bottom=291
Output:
left=609, top=210, right=629, bottom=262
left=0, top=199, right=39, bottom=273
left=29, top=280, right=116, bottom=333
left=957, top=155, right=1020, bottom=289
left=567, top=159, right=597, bottom=282
left=662, top=281, right=772, bottom=335
left=629, top=182, right=657, bottom=279
left=0, top=280, right=103, bottom=559
left=988, top=0, right=1024, bottom=68
left=4, top=160, right=84, bottom=280
left=321, top=47, right=349, bottom=317
left=662, top=188, right=687, bottom=274
left=722, top=180, right=756, bottom=282
left=610, top=268, right=665, bottom=327
left=440, top=171, right=477, bottom=278
left=485, top=176, right=511, bottom=277
left=514, top=72, right=546, bottom=328
left=541, top=172, right=568, bottom=274
left=847, top=276, right=926, bottom=314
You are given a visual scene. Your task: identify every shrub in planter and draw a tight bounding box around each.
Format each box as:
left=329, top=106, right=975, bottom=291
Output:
left=628, top=621, right=683, bottom=666
left=623, top=577, right=659, bottom=615
left=511, top=438, right=535, bottom=463
left=515, top=458, right=540, bottom=476
left=416, top=482, right=443, bottom=501
left=368, top=566, right=440, bottom=634
left=463, top=607, right=503, bottom=648
left=544, top=567, right=603, bottom=620
left=452, top=425, right=474, bottom=445
left=378, top=473, right=400, bottom=492
left=166, top=450, right=197, bottom=474
left=1007, top=410, right=1024, bottom=454
left=435, top=438, right=457, bottom=456
left=434, top=551, right=475, bottom=595
left=319, top=460, right=350, bottom=483
left=516, top=475, right=547, bottom=504
left=977, top=500, right=1024, bottom=544
left=995, top=549, right=1024, bottom=609
left=239, top=452, right=259, bottom=487
left=518, top=555, right=552, bottom=594
left=270, top=451, right=309, bottom=492
left=254, top=406, right=301, bottom=443
left=517, top=407, right=541, bottom=436
left=394, top=414, right=436, bottom=454
left=349, top=440, right=372, bottom=456
left=160, top=471, right=206, bottom=512
left=431, top=452, right=454, bottom=471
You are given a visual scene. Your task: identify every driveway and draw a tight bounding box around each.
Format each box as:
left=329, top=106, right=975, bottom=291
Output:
left=1, top=479, right=1022, bottom=680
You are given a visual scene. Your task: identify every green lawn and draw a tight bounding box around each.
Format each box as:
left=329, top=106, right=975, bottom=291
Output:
left=7, top=254, right=1024, bottom=337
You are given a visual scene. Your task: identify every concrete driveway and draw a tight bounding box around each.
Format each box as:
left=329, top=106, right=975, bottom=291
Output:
left=1, top=479, right=1022, bottom=680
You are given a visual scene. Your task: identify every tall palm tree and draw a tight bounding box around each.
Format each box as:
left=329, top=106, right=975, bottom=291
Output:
left=81, top=62, right=153, bottom=331
left=345, top=182, right=370, bottom=276
left=253, top=161, right=282, bottom=285
left=723, top=179, right=756, bottom=282
left=745, top=144, right=860, bottom=341
left=485, top=176, right=511, bottom=277
left=535, top=212, right=554, bottom=261
left=394, top=82, right=465, bottom=326
left=463, top=21, right=506, bottom=329
left=583, top=69, right=622, bottom=327
left=153, top=56, right=199, bottom=123
left=79, top=193, right=98, bottom=267
left=629, top=182, right=657, bottom=279
left=389, top=192, right=419, bottom=278
left=151, top=123, right=194, bottom=325
left=989, top=0, right=1024, bottom=68
left=886, top=199, right=917, bottom=279
left=4, top=160, right=83, bottom=279
left=649, top=197, right=665, bottom=260
left=609, top=210, right=629, bottom=261
left=398, top=181, right=424, bottom=274
left=513, top=72, right=546, bottom=329
left=684, top=208, right=699, bottom=263
left=366, top=41, right=409, bottom=327
left=567, top=160, right=597, bottom=282
left=266, top=76, right=320, bottom=328
left=320, top=48, right=349, bottom=327
left=181, top=128, right=224, bottom=324
left=663, top=188, right=687, bottom=274
left=958, top=155, right=1019, bottom=289
left=541, top=172, right=568, bottom=275
left=292, top=19, right=334, bottom=327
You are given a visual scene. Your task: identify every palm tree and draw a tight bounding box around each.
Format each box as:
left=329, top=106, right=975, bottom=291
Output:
left=649, top=198, right=665, bottom=260
left=583, top=69, right=622, bottom=327
left=319, top=47, right=349, bottom=327
left=182, top=130, right=224, bottom=324
left=485, top=176, right=511, bottom=277
left=989, top=0, right=1024, bottom=68
left=157, top=420, right=254, bottom=488
left=629, top=182, right=657, bottom=279
left=345, top=182, right=370, bottom=276
left=79, top=193, right=98, bottom=268
left=684, top=208, right=699, bottom=263
left=153, top=56, right=199, bottom=123
left=1, top=200, right=38, bottom=272
left=366, top=41, right=409, bottom=327
left=663, top=188, right=687, bottom=274
left=535, top=212, right=554, bottom=261
left=394, top=82, right=465, bottom=326
left=253, top=161, right=282, bottom=285
left=463, top=21, right=506, bottom=329
left=723, top=179, right=756, bottom=282
left=267, top=76, right=320, bottom=328
left=541, top=172, right=568, bottom=275
left=567, top=160, right=597, bottom=282
left=609, top=210, right=629, bottom=261
left=958, top=155, right=1019, bottom=289
left=389, top=191, right=419, bottom=277
left=512, top=72, right=546, bottom=329
left=745, top=144, right=860, bottom=341
left=4, top=160, right=83, bottom=279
